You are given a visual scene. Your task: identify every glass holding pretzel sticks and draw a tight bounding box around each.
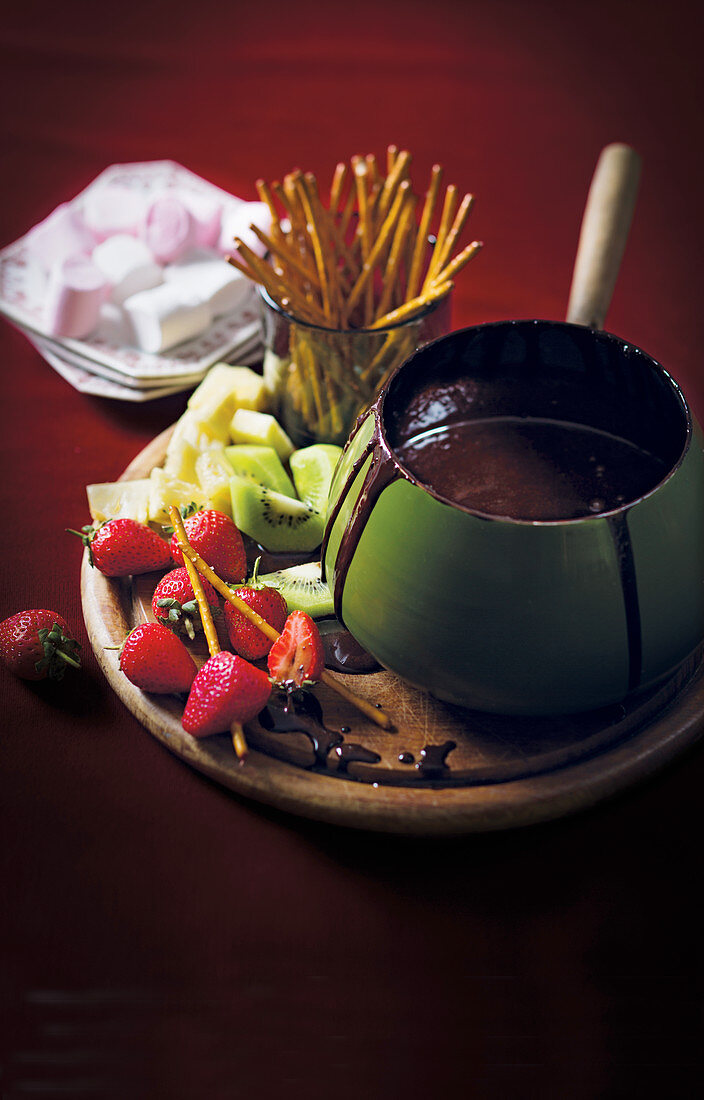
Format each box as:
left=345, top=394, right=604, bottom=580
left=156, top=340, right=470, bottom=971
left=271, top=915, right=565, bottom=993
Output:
left=226, top=146, right=482, bottom=446
left=260, top=285, right=451, bottom=447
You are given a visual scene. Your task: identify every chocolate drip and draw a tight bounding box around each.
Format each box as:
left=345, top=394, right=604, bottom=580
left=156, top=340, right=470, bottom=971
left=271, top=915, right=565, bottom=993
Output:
left=416, top=740, right=457, bottom=779
left=317, top=619, right=381, bottom=673
left=334, top=743, right=382, bottom=772
left=398, top=752, right=415, bottom=765
left=260, top=690, right=343, bottom=766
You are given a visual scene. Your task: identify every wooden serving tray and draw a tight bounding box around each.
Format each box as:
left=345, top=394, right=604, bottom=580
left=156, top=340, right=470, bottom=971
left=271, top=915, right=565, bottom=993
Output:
left=81, top=427, right=704, bottom=835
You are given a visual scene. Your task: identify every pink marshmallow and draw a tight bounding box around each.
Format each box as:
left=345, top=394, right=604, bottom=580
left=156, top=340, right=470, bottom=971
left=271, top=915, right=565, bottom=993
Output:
left=44, top=255, right=108, bottom=339
left=183, top=193, right=223, bottom=249
left=143, top=196, right=196, bottom=264
left=24, top=203, right=96, bottom=270
left=83, top=184, right=148, bottom=242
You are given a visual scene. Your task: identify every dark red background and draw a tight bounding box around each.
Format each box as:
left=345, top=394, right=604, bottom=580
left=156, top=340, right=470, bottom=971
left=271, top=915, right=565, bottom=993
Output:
left=1, top=1, right=703, bottom=1096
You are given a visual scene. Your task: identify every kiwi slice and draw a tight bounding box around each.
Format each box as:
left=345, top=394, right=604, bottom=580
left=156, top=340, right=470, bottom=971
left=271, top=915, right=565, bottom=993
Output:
left=257, top=561, right=334, bottom=618
left=225, top=444, right=297, bottom=498
left=289, top=444, right=343, bottom=513
left=230, top=473, right=325, bottom=552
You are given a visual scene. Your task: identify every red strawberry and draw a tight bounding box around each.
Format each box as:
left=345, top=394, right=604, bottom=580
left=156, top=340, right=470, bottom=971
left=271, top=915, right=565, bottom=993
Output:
left=224, top=559, right=288, bottom=660
left=119, top=622, right=197, bottom=693
left=267, top=610, right=324, bottom=689
left=182, top=650, right=272, bottom=737
left=69, top=518, right=172, bottom=576
left=0, top=609, right=81, bottom=681
left=170, top=509, right=246, bottom=582
left=152, top=567, right=220, bottom=640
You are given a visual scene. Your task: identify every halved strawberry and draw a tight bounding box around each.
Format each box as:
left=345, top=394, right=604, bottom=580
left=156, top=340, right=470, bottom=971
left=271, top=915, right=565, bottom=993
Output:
left=267, top=610, right=324, bottom=689
left=182, top=651, right=272, bottom=737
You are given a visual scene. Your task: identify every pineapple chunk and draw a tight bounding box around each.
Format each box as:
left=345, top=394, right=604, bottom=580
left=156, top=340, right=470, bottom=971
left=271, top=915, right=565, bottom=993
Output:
left=148, top=468, right=203, bottom=525
left=229, top=408, right=294, bottom=461
left=87, top=479, right=151, bottom=524
left=188, top=363, right=268, bottom=415
left=195, top=447, right=235, bottom=516
left=168, top=407, right=230, bottom=455
left=163, top=437, right=200, bottom=484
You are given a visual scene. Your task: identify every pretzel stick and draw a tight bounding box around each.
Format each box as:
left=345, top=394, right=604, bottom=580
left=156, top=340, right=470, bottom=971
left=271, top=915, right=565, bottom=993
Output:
left=370, top=279, right=454, bottom=330
left=230, top=240, right=328, bottom=324
left=428, top=191, right=474, bottom=283
left=430, top=239, right=483, bottom=286
left=168, top=507, right=248, bottom=760
left=352, top=157, right=375, bottom=325
left=406, top=164, right=443, bottom=299
left=374, top=195, right=417, bottom=322
left=176, top=541, right=394, bottom=730
left=330, top=161, right=349, bottom=213
left=342, top=181, right=411, bottom=325
left=294, top=175, right=333, bottom=321
left=255, top=178, right=284, bottom=241
left=375, top=149, right=412, bottom=227
left=423, top=184, right=458, bottom=289
left=386, top=143, right=398, bottom=175
left=248, top=223, right=321, bottom=288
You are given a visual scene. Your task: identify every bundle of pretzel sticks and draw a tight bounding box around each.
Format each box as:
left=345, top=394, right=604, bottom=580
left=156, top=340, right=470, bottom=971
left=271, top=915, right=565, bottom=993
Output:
left=226, top=146, right=482, bottom=445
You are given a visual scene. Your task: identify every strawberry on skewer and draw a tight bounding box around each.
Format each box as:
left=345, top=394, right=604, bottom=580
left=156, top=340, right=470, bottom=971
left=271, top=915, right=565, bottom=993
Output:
left=169, top=506, right=266, bottom=761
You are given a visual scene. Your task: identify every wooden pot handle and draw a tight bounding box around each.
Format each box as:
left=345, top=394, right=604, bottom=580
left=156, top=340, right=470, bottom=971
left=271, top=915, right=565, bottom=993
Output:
left=566, top=142, right=642, bottom=329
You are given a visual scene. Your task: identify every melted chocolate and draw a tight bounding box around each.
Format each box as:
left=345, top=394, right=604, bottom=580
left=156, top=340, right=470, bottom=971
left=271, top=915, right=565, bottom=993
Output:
left=317, top=619, right=381, bottom=673
left=395, top=417, right=666, bottom=521
left=416, top=740, right=457, bottom=779
left=259, top=690, right=342, bottom=766
left=334, top=743, right=382, bottom=772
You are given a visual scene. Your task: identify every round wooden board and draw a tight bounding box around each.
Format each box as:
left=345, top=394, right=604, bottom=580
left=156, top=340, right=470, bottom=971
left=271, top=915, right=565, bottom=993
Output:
left=81, top=427, right=704, bottom=835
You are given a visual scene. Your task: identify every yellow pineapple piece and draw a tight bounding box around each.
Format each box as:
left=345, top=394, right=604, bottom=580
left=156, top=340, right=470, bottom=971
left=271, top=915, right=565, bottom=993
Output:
left=148, top=468, right=203, bottom=525
left=195, top=447, right=235, bottom=516
left=86, top=479, right=151, bottom=524
left=163, top=437, right=200, bottom=484
left=188, top=363, right=269, bottom=416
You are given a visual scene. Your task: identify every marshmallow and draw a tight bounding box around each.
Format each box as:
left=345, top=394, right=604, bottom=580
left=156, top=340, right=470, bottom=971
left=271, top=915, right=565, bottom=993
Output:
left=44, top=255, right=108, bottom=339
left=83, top=184, right=148, bottom=242
left=25, top=203, right=96, bottom=270
left=143, top=196, right=196, bottom=264
left=182, top=193, right=223, bottom=249
left=164, top=249, right=250, bottom=316
left=91, top=234, right=163, bottom=305
left=122, top=282, right=212, bottom=353
left=218, top=200, right=272, bottom=256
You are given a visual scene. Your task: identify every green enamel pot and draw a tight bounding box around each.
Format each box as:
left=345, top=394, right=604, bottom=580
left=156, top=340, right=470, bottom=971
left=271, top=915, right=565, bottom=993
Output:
left=322, top=320, right=704, bottom=715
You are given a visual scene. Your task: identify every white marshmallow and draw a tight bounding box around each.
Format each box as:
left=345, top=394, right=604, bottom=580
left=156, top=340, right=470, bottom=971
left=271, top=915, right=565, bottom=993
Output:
left=44, top=255, right=108, bottom=339
left=218, top=200, right=272, bottom=256
left=25, top=203, right=96, bottom=270
left=83, top=184, right=148, bottom=242
left=164, top=249, right=250, bottom=316
left=143, top=196, right=196, bottom=264
left=122, top=282, right=212, bottom=353
left=91, top=234, right=163, bottom=305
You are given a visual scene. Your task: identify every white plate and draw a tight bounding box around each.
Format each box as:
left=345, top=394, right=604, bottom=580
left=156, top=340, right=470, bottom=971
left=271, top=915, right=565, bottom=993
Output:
left=0, top=161, right=262, bottom=382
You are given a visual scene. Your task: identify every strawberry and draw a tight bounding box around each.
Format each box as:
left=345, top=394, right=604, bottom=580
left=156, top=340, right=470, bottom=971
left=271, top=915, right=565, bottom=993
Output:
left=152, top=567, right=220, bottom=640
left=170, top=509, right=246, bottom=582
left=182, top=650, right=272, bottom=737
left=0, top=609, right=81, bottom=681
left=267, top=610, right=324, bottom=689
left=224, top=559, right=287, bottom=660
left=69, top=518, right=172, bottom=577
left=119, top=622, right=197, bottom=693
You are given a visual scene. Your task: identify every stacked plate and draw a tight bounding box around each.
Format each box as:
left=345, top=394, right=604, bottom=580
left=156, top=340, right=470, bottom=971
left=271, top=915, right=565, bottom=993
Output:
left=0, top=161, right=265, bottom=401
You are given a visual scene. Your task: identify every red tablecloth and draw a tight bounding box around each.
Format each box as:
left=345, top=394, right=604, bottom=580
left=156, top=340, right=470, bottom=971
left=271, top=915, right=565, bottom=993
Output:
left=2, top=2, right=703, bottom=1096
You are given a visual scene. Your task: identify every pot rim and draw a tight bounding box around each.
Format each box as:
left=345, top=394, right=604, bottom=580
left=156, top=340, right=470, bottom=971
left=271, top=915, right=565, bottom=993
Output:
left=374, top=318, right=694, bottom=527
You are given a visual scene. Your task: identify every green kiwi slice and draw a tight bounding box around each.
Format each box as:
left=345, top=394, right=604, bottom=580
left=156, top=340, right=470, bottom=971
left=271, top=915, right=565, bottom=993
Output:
left=289, top=444, right=343, bottom=513
left=257, top=561, right=334, bottom=618
left=225, top=444, right=297, bottom=499
left=230, top=474, right=325, bottom=552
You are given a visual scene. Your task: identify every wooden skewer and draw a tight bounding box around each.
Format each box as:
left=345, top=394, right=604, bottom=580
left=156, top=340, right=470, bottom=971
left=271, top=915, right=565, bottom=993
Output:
left=176, top=540, right=394, bottom=731
left=169, top=507, right=248, bottom=760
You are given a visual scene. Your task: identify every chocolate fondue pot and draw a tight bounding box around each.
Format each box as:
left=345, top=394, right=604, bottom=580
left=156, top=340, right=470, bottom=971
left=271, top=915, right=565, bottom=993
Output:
left=321, top=320, right=704, bottom=714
